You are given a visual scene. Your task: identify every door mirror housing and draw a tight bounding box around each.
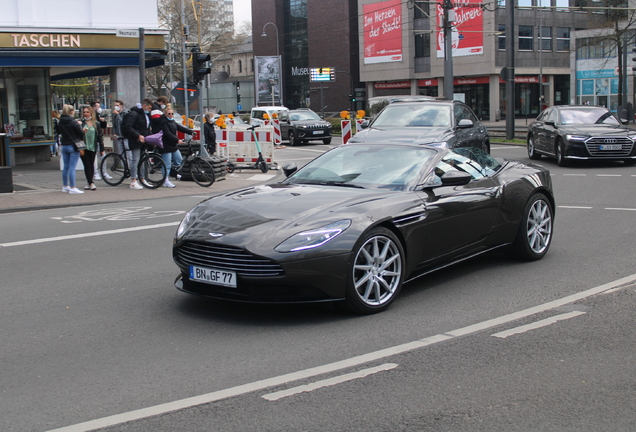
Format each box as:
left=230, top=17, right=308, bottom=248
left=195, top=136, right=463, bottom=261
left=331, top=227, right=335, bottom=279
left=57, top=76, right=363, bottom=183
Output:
left=282, top=162, right=298, bottom=177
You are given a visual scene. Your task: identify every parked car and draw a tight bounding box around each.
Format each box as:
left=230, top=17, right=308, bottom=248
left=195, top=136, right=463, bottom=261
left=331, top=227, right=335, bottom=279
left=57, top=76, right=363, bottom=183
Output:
left=366, top=95, right=439, bottom=117
left=527, top=105, right=636, bottom=166
left=349, top=100, right=490, bottom=154
left=173, top=143, right=554, bottom=314
left=278, top=108, right=333, bottom=145
left=250, top=106, right=289, bottom=127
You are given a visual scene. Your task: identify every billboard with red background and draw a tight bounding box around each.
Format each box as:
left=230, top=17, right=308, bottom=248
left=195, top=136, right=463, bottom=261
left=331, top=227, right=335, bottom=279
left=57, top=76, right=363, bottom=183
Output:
left=436, top=0, right=483, bottom=58
left=363, top=0, right=403, bottom=64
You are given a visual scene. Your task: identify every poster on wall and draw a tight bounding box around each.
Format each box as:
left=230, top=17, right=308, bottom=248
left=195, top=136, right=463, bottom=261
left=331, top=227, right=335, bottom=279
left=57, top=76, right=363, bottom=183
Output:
left=18, top=85, right=40, bottom=121
left=255, top=56, right=282, bottom=106
left=363, top=0, right=403, bottom=64
left=436, top=0, right=483, bottom=58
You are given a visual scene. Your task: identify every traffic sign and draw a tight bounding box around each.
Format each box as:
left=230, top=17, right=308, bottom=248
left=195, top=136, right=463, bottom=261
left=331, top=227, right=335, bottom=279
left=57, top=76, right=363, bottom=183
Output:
left=237, top=104, right=242, bottom=111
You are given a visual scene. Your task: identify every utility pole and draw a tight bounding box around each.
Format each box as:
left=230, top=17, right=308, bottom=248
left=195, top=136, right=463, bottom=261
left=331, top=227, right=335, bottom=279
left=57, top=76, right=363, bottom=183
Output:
left=443, top=0, right=454, bottom=100
left=505, top=0, right=516, bottom=140
left=138, top=28, right=145, bottom=100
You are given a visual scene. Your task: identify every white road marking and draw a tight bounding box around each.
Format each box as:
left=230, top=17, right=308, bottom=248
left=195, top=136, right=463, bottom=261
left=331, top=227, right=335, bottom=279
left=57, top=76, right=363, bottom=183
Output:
left=596, top=174, right=622, bottom=177
left=261, top=363, right=398, bottom=401
left=558, top=206, right=593, bottom=209
left=490, top=311, right=587, bottom=339
left=0, top=222, right=179, bottom=248
left=247, top=174, right=277, bottom=181
left=564, top=174, right=587, bottom=176
left=605, top=207, right=636, bottom=212
left=46, top=272, right=636, bottom=432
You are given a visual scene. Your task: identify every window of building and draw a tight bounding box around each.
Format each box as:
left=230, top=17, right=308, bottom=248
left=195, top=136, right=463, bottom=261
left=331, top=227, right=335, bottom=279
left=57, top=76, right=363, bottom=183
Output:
left=251, top=58, right=254, bottom=72
left=227, top=65, right=231, bottom=76
left=519, top=26, right=533, bottom=51
left=415, top=33, right=430, bottom=58
left=556, top=0, right=569, bottom=11
left=540, top=26, right=552, bottom=51
left=239, top=60, right=242, bottom=73
left=498, top=0, right=506, bottom=7
left=498, top=24, right=506, bottom=50
left=538, top=0, right=551, bottom=7
left=414, top=0, right=429, bottom=18
left=518, top=0, right=532, bottom=8
left=556, top=27, right=570, bottom=51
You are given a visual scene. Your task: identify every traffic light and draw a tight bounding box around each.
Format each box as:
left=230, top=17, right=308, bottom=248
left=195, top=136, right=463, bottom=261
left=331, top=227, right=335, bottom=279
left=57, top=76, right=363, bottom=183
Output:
left=236, top=81, right=240, bottom=90
left=349, top=94, right=356, bottom=102
left=632, top=47, right=636, bottom=71
left=191, top=48, right=211, bottom=84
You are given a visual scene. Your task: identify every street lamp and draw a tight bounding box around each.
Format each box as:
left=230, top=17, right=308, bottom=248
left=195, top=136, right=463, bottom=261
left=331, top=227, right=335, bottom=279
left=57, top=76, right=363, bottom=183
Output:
left=261, top=22, right=281, bottom=106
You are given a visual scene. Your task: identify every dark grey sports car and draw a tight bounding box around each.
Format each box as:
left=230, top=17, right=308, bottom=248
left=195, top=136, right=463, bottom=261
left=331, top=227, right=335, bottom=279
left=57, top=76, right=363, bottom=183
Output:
left=527, top=105, right=636, bottom=166
left=173, top=143, right=554, bottom=314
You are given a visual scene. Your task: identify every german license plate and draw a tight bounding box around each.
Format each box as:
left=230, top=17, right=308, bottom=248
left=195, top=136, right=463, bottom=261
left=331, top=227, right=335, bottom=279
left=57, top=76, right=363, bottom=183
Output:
left=312, top=130, right=324, bottom=135
left=599, top=144, right=622, bottom=150
left=190, top=265, right=237, bottom=288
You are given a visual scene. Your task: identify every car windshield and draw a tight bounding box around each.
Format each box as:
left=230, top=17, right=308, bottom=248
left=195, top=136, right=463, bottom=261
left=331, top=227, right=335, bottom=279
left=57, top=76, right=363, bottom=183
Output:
left=284, top=145, right=437, bottom=191
left=559, top=108, right=621, bottom=125
left=290, top=111, right=321, bottom=121
left=371, top=104, right=451, bottom=128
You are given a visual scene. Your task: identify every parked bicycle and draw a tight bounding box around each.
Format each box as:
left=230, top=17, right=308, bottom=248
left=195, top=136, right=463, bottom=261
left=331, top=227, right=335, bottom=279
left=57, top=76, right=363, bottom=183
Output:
left=171, top=139, right=216, bottom=187
left=100, top=145, right=167, bottom=189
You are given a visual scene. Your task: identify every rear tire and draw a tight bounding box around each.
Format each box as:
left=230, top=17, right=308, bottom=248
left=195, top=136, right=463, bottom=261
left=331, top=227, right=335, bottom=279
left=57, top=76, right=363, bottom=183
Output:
left=100, top=153, right=126, bottom=186
left=527, top=135, right=541, bottom=160
left=510, top=193, right=553, bottom=261
left=189, top=158, right=215, bottom=187
left=138, top=153, right=166, bottom=189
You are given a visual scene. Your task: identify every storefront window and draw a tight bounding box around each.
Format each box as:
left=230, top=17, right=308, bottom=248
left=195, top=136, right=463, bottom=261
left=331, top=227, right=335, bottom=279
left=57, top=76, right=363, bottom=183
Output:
left=2, top=68, right=51, bottom=144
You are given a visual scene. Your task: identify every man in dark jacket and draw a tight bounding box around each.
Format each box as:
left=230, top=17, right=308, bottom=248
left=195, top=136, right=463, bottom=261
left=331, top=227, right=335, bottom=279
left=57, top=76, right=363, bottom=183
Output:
left=122, top=99, right=153, bottom=189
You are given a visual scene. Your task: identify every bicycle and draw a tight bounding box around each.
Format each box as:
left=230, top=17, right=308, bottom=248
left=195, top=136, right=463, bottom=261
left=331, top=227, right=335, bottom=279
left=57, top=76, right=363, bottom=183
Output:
left=172, top=139, right=216, bottom=187
left=100, top=143, right=167, bottom=189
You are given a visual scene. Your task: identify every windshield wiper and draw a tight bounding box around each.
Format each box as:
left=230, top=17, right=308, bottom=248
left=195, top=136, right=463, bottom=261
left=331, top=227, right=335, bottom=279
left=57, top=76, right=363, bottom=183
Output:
left=298, top=180, right=365, bottom=189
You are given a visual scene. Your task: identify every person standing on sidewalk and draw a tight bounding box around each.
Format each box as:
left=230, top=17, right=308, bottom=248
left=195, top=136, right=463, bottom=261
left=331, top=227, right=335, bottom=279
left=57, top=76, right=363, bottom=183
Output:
left=156, top=107, right=193, bottom=188
left=111, top=99, right=127, bottom=156
left=203, top=112, right=217, bottom=154
left=56, top=104, right=84, bottom=194
left=89, top=101, right=108, bottom=181
left=123, top=99, right=153, bottom=190
left=79, top=106, right=104, bottom=191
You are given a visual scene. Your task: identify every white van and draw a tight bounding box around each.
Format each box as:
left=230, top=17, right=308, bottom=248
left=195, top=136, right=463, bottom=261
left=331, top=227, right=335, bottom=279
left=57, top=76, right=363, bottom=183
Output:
left=250, top=106, right=289, bottom=126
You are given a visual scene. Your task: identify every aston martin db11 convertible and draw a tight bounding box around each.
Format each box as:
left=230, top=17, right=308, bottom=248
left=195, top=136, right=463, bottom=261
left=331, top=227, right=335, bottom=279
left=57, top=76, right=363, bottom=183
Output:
left=173, top=143, right=555, bottom=314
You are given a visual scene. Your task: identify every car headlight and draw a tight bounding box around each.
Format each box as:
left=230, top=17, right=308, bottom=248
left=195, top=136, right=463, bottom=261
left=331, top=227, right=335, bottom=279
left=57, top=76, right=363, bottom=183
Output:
left=275, top=219, right=352, bottom=252
left=628, top=134, right=636, bottom=141
left=566, top=135, right=587, bottom=142
left=298, top=125, right=307, bottom=129
left=176, top=210, right=195, bottom=239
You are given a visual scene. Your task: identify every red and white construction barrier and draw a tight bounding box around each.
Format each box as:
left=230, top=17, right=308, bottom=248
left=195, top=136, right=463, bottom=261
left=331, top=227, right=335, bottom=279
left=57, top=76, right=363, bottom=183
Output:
left=272, top=119, right=282, bottom=146
left=355, top=119, right=364, bottom=133
left=217, top=126, right=275, bottom=166
left=341, top=120, right=352, bottom=144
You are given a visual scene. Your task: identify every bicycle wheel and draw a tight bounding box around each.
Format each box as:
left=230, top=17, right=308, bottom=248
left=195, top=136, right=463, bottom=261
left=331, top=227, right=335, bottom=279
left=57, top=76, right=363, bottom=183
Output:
left=100, top=153, right=127, bottom=186
left=189, top=157, right=215, bottom=187
left=138, top=153, right=167, bottom=189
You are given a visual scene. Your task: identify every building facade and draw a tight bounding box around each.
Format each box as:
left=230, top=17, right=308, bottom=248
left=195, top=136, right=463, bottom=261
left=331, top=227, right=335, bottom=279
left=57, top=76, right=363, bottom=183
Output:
left=0, top=0, right=166, bottom=167
left=251, top=0, right=360, bottom=113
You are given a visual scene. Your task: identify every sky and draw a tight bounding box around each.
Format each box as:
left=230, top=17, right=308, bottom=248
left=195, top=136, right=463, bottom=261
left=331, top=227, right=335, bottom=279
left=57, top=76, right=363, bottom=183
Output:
left=233, top=0, right=252, bottom=31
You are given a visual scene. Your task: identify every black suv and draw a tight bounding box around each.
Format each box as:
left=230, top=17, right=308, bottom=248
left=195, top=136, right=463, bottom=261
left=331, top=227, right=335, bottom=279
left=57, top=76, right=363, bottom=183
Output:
left=279, top=109, right=333, bottom=145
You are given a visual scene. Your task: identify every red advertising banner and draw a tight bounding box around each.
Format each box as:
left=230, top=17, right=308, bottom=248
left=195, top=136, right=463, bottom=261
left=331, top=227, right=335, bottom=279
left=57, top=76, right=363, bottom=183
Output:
left=436, top=0, right=483, bottom=58
left=375, top=81, right=411, bottom=89
left=363, top=0, right=403, bottom=64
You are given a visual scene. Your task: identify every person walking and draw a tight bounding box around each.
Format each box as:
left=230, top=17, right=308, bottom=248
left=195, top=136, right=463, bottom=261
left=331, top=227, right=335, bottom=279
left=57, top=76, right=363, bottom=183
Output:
left=56, top=104, right=84, bottom=194
left=79, top=106, right=104, bottom=190
left=122, top=99, right=153, bottom=189
left=203, top=112, right=217, bottom=154
left=157, top=107, right=193, bottom=188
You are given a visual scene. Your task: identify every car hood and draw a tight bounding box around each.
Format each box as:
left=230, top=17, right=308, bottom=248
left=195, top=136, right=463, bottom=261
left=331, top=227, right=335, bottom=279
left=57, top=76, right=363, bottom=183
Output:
left=293, top=120, right=330, bottom=127
left=557, top=124, right=636, bottom=137
left=349, top=127, right=450, bottom=144
left=180, top=184, right=421, bottom=256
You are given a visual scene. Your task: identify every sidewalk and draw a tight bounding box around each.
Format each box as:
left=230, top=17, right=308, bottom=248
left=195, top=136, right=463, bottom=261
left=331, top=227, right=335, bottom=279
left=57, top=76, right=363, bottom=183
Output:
left=0, top=156, right=279, bottom=214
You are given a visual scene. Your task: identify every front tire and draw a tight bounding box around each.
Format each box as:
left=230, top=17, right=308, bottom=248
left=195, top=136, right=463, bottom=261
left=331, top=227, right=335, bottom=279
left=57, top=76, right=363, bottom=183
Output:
left=288, top=130, right=298, bottom=146
left=624, top=159, right=636, bottom=166
left=527, top=135, right=541, bottom=160
left=510, top=193, right=553, bottom=261
left=189, top=158, right=215, bottom=187
left=345, top=227, right=405, bottom=314
left=555, top=139, right=569, bottom=167
left=138, top=153, right=167, bottom=189
left=323, top=137, right=332, bottom=145
left=100, top=153, right=126, bottom=186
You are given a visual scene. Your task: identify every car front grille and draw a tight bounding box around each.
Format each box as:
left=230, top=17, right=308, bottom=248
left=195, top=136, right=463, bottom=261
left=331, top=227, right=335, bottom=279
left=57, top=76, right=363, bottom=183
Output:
left=585, top=137, right=634, bottom=156
left=175, top=241, right=284, bottom=277
left=301, top=125, right=329, bottom=130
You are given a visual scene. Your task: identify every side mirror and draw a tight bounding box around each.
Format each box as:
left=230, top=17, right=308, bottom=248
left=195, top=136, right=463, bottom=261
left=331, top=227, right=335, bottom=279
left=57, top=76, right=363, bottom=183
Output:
left=457, top=119, right=474, bottom=129
left=282, top=162, right=298, bottom=177
left=620, top=119, right=629, bottom=125
left=544, top=120, right=556, bottom=127
left=360, top=120, right=369, bottom=129
left=440, top=170, right=472, bottom=186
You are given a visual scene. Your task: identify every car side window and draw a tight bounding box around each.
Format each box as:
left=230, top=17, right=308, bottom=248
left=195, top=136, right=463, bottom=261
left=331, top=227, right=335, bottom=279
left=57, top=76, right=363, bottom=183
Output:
left=279, top=112, right=288, bottom=121
left=536, top=109, right=548, bottom=122
left=461, top=105, right=477, bottom=123
left=429, top=148, right=501, bottom=184
left=547, top=109, right=558, bottom=124
left=454, top=104, right=466, bottom=123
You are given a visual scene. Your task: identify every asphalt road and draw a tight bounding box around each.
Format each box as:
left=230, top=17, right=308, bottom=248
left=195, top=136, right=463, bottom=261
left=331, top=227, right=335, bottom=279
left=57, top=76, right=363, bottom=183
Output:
left=1, top=143, right=635, bottom=432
